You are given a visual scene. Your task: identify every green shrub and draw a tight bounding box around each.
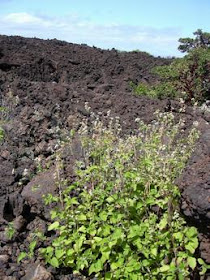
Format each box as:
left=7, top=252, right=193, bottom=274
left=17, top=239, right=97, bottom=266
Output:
left=130, top=81, right=177, bottom=100
left=130, top=81, right=158, bottom=98
left=152, top=47, right=210, bottom=104
left=25, top=111, right=210, bottom=279
left=132, top=30, right=210, bottom=104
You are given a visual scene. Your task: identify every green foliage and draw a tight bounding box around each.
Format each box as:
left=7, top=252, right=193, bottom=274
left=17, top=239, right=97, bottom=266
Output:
left=129, top=81, right=158, bottom=98
left=153, top=47, right=210, bottom=104
left=5, top=222, right=16, bottom=240
left=17, top=252, right=27, bottom=263
left=178, top=29, right=210, bottom=53
left=28, top=112, right=209, bottom=279
left=17, top=231, right=46, bottom=263
left=132, top=30, right=210, bottom=104
left=0, top=125, right=4, bottom=142
left=197, top=258, right=210, bottom=276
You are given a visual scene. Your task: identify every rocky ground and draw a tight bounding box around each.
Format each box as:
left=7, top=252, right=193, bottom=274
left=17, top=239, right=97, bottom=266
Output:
left=0, top=35, right=209, bottom=279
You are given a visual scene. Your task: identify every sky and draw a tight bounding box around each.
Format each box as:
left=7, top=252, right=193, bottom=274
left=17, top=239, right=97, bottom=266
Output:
left=0, top=0, right=209, bottom=57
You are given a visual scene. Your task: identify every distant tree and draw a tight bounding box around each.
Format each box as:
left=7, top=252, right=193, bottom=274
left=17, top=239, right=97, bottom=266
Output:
left=178, top=29, right=210, bottom=53
left=133, top=29, right=210, bottom=104
left=153, top=47, right=210, bottom=103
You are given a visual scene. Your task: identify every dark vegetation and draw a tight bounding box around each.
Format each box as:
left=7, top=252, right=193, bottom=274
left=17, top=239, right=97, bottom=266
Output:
left=0, top=30, right=210, bottom=280
left=132, top=29, right=210, bottom=105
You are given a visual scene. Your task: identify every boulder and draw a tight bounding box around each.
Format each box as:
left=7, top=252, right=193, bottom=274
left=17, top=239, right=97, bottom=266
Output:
left=23, top=264, right=53, bottom=280
left=21, top=167, right=57, bottom=218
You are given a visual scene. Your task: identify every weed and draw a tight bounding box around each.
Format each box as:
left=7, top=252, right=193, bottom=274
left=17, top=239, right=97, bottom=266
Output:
left=25, top=111, right=210, bottom=279
left=5, top=222, right=16, bottom=240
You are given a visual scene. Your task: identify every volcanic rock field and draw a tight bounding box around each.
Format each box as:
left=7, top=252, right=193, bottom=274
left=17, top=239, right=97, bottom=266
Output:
left=0, top=35, right=209, bottom=279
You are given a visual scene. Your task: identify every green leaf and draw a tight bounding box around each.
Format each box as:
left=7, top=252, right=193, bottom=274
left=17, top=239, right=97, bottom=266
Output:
left=198, top=258, right=210, bottom=275
left=130, top=274, right=138, bottom=280
left=110, top=256, right=124, bottom=270
left=49, top=257, right=59, bottom=268
left=160, top=265, right=170, bottom=272
left=173, top=232, right=184, bottom=241
left=67, top=248, right=74, bottom=256
left=112, top=228, right=124, bottom=240
left=101, top=225, right=111, bottom=236
left=187, top=256, right=196, bottom=270
left=197, top=258, right=205, bottom=265
left=186, top=227, right=197, bottom=238
left=55, top=249, right=65, bottom=259
left=125, top=259, right=141, bottom=272
left=108, top=240, right=117, bottom=249
left=89, top=259, right=103, bottom=274
left=199, top=266, right=207, bottom=276
left=185, top=239, right=198, bottom=254
left=70, top=197, right=79, bottom=205
left=128, top=225, right=140, bottom=239
left=48, top=221, right=59, bottom=231
left=101, top=250, right=111, bottom=264
left=78, top=225, right=87, bottom=233
left=78, top=214, right=87, bottom=221
left=135, top=239, right=142, bottom=250
left=93, top=236, right=102, bottom=243
left=178, top=273, right=185, bottom=280
left=29, top=240, right=37, bottom=256
left=159, top=216, right=168, bottom=230
left=99, top=211, right=108, bottom=221
left=142, top=259, right=150, bottom=267
left=105, top=272, right=112, bottom=280
left=50, top=210, right=58, bottom=219
left=45, top=246, right=54, bottom=255
left=89, top=228, right=96, bottom=236
left=151, top=247, right=158, bottom=257
left=106, top=196, right=114, bottom=203
left=17, top=252, right=27, bottom=263
left=74, top=236, right=85, bottom=251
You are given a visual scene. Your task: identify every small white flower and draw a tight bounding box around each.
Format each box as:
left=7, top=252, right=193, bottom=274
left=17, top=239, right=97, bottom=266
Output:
left=193, top=121, right=199, bottom=127
left=23, top=168, right=29, bottom=176
left=179, top=98, right=185, bottom=104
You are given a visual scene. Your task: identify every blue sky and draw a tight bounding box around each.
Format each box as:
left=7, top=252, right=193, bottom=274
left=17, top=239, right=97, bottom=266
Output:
left=0, top=0, right=209, bottom=57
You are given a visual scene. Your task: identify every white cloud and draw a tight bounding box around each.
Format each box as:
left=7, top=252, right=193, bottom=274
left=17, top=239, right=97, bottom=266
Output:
left=4, top=13, right=41, bottom=24
left=0, top=12, right=182, bottom=57
left=2, top=13, right=54, bottom=27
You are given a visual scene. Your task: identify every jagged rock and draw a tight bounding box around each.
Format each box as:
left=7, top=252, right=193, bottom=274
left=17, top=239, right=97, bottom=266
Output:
left=0, top=254, right=9, bottom=265
left=199, top=233, right=210, bottom=264
left=0, top=230, right=11, bottom=243
left=21, top=167, right=56, bottom=218
left=5, top=193, right=25, bottom=220
left=26, top=217, right=47, bottom=234
left=178, top=129, right=210, bottom=222
left=0, top=159, right=15, bottom=220
left=13, top=215, right=26, bottom=232
left=23, top=264, right=53, bottom=280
